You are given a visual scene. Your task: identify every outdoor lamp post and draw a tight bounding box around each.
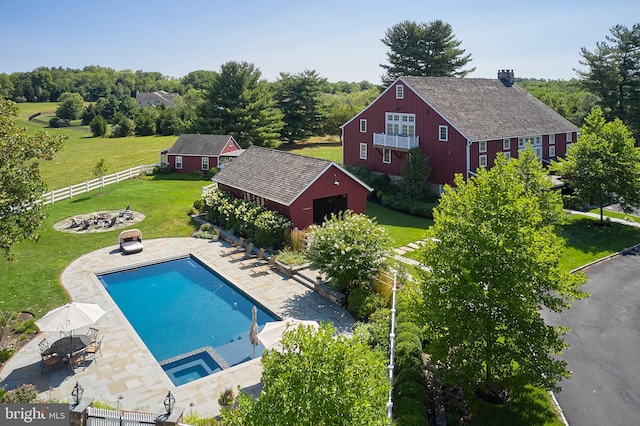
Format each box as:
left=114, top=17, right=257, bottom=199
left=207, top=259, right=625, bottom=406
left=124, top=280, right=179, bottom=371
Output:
left=71, top=382, right=84, bottom=404
left=164, top=391, right=175, bottom=415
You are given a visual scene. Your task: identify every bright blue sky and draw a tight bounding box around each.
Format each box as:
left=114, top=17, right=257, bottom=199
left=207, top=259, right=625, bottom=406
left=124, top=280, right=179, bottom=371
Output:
left=1, top=0, right=639, bottom=83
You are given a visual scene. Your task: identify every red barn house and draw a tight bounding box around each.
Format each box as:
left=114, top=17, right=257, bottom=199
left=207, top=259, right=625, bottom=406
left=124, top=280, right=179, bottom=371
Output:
left=160, top=134, right=243, bottom=173
left=212, top=146, right=372, bottom=229
left=342, top=71, right=579, bottom=191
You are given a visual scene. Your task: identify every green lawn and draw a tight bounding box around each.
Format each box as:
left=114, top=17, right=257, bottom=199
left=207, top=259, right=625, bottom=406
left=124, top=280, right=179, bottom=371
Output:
left=278, top=141, right=343, bottom=164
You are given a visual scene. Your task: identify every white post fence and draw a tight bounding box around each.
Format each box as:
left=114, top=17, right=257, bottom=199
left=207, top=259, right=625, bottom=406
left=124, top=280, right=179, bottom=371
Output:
left=38, top=164, right=158, bottom=206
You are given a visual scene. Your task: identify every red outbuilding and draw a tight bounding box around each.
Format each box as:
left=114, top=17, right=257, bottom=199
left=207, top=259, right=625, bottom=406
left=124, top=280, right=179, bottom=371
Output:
left=212, top=146, right=372, bottom=229
left=160, top=134, right=243, bottom=174
left=342, top=70, right=579, bottom=192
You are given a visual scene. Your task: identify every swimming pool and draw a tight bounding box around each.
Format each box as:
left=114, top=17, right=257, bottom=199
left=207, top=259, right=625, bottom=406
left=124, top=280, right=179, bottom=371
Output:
left=97, top=255, right=278, bottom=385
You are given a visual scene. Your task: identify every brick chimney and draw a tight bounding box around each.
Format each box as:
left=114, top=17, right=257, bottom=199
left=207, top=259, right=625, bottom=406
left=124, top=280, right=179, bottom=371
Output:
left=498, top=69, right=514, bottom=87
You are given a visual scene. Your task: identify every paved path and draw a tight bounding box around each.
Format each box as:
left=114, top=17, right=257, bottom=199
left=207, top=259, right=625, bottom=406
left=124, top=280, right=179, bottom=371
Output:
left=0, top=238, right=353, bottom=418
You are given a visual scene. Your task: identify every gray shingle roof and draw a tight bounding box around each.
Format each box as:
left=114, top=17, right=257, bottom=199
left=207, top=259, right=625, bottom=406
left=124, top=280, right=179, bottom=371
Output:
left=213, top=146, right=339, bottom=206
left=401, top=76, right=579, bottom=141
left=167, top=134, right=235, bottom=156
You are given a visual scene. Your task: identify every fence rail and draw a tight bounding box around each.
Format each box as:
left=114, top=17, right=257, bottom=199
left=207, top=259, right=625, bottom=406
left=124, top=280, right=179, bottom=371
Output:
left=39, top=164, right=158, bottom=206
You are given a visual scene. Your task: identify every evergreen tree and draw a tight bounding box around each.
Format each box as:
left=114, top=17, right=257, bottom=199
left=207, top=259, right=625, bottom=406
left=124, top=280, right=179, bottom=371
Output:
left=380, top=20, right=475, bottom=85
left=578, top=23, right=640, bottom=140
left=398, top=147, right=431, bottom=200
left=194, top=61, right=284, bottom=148
left=275, top=70, right=327, bottom=143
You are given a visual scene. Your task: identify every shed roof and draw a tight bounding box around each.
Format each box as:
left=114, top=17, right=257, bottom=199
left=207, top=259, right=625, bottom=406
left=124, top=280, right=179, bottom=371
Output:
left=167, top=134, right=237, bottom=156
left=399, top=76, right=578, bottom=141
left=213, top=146, right=371, bottom=206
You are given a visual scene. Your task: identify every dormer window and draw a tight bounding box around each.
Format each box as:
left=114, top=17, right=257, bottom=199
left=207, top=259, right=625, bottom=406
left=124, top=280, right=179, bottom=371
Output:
left=396, top=85, right=404, bottom=99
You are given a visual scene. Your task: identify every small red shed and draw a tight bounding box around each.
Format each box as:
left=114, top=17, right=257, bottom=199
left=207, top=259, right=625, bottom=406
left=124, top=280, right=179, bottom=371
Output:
left=212, top=146, right=372, bottom=229
left=160, top=134, right=243, bottom=173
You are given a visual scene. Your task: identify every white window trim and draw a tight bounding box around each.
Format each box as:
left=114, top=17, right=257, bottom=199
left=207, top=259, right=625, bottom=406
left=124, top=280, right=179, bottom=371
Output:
left=566, top=132, right=572, bottom=142
left=383, top=148, right=391, bottom=164
left=359, top=143, right=367, bottom=160
left=202, top=157, right=209, bottom=170
left=479, top=154, right=487, bottom=168
left=503, top=138, right=510, bottom=150
left=360, top=119, right=367, bottom=133
left=549, top=145, right=556, bottom=157
left=504, top=151, right=511, bottom=161
left=549, top=134, right=555, bottom=145
left=175, top=156, right=183, bottom=169
left=479, top=141, right=487, bottom=153
left=439, top=125, right=448, bottom=142
left=385, top=113, right=415, bottom=136
left=396, top=85, right=404, bottom=99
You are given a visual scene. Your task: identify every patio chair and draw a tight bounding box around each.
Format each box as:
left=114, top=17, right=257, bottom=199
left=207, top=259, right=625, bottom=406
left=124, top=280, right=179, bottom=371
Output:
left=60, top=330, right=72, bottom=339
left=88, top=327, right=99, bottom=343
left=230, top=242, right=254, bottom=261
left=245, top=247, right=265, bottom=263
left=69, top=348, right=87, bottom=372
left=40, top=353, right=61, bottom=374
left=251, top=256, right=277, bottom=277
left=38, top=338, right=53, bottom=356
left=118, top=229, right=143, bottom=254
left=220, top=237, right=245, bottom=256
left=85, top=336, right=103, bottom=361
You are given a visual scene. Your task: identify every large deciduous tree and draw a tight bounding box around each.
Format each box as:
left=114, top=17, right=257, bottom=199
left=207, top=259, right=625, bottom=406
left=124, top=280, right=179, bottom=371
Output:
left=275, top=70, right=327, bottom=143
left=0, top=99, right=66, bottom=259
left=578, top=23, right=640, bottom=140
left=55, top=92, right=85, bottom=120
left=380, top=20, right=475, bottom=85
left=222, top=323, right=390, bottom=426
left=553, top=107, right=640, bottom=223
left=420, top=147, right=587, bottom=395
left=194, top=61, right=284, bottom=148
left=307, top=210, right=391, bottom=293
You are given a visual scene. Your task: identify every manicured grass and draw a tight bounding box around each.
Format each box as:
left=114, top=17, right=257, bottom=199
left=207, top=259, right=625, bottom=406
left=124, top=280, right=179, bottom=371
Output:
left=0, top=176, right=205, bottom=317
left=468, top=385, right=564, bottom=426
left=278, top=141, right=343, bottom=164
left=366, top=202, right=432, bottom=247
left=587, top=207, right=640, bottom=224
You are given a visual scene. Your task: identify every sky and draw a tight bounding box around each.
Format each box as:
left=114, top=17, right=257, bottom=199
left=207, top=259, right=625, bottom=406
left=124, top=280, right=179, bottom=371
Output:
left=1, top=0, right=639, bottom=84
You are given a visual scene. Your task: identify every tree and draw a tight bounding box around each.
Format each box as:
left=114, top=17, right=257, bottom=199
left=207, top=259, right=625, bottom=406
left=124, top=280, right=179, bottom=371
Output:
left=222, top=323, right=390, bottom=426
left=193, top=61, right=284, bottom=148
left=0, top=98, right=66, bottom=259
left=134, top=107, right=157, bottom=136
left=89, top=115, right=107, bottom=137
left=420, top=147, right=587, bottom=395
left=578, top=24, right=640, bottom=140
left=55, top=92, right=84, bottom=120
left=307, top=210, right=391, bottom=293
left=398, top=147, right=431, bottom=200
left=93, top=158, right=108, bottom=178
left=275, top=70, right=328, bottom=143
left=553, top=108, right=640, bottom=223
left=380, top=20, right=475, bottom=85
left=111, top=114, right=135, bottom=137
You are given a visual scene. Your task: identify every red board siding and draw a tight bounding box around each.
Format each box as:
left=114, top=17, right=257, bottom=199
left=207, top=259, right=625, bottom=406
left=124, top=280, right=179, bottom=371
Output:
left=167, top=154, right=219, bottom=174
left=343, top=81, right=468, bottom=186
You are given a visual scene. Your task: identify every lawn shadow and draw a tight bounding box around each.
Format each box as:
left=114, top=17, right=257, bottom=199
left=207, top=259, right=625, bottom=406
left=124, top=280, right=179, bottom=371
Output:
left=560, top=217, right=640, bottom=256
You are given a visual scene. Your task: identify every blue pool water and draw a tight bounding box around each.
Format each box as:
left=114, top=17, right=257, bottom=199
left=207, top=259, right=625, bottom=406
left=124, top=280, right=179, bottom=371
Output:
left=97, top=256, right=278, bottom=385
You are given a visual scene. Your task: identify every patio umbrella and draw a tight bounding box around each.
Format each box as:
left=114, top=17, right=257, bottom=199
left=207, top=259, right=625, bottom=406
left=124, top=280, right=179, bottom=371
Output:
left=257, top=318, right=319, bottom=351
left=249, top=306, right=259, bottom=355
left=35, top=302, right=106, bottom=333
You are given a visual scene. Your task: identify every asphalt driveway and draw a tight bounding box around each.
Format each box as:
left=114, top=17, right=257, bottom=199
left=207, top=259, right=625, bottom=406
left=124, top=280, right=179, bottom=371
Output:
left=542, top=251, right=640, bottom=425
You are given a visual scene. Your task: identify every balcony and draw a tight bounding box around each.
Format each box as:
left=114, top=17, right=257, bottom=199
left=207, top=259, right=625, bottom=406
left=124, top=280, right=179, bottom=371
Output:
left=373, top=133, right=419, bottom=151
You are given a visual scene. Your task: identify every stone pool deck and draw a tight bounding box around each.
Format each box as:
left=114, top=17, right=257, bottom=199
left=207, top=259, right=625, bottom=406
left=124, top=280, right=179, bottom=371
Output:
left=0, top=237, right=354, bottom=418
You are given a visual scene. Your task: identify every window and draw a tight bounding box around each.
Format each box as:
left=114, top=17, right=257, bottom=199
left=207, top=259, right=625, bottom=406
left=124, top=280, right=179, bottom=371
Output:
left=360, top=119, right=367, bottom=133
left=439, top=125, right=448, bottom=141
left=549, top=145, right=556, bottom=157
left=549, top=134, right=555, bottom=145
left=518, top=136, right=542, bottom=149
left=383, top=148, right=391, bottom=164
left=396, top=85, right=404, bottom=99
left=175, top=156, right=182, bottom=169
left=503, top=138, right=511, bottom=150
left=359, top=143, right=367, bottom=160
left=503, top=151, right=511, bottom=161
left=566, top=132, right=572, bottom=142
left=201, top=157, right=209, bottom=170
left=479, top=154, right=487, bottom=168
left=386, top=113, right=415, bottom=136
left=479, top=141, right=487, bottom=153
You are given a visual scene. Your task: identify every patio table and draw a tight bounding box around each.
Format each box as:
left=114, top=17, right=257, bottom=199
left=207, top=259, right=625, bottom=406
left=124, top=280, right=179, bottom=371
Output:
left=50, top=334, right=90, bottom=358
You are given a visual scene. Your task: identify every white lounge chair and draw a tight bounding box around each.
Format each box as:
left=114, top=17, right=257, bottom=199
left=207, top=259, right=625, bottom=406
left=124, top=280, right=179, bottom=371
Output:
left=118, top=229, right=143, bottom=254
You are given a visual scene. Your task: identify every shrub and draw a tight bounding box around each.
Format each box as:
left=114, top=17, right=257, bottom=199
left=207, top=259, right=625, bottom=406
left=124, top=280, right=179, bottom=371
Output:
left=392, top=396, right=427, bottom=419
left=0, top=347, right=15, bottom=363
left=395, top=368, right=426, bottom=386
left=397, top=322, right=422, bottom=340
left=48, top=117, right=69, bottom=128
left=11, top=318, right=38, bottom=334
left=396, top=331, right=421, bottom=349
left=395, top=380, right=428, bottom=402
left=276, top=247, right=308, bottom=266
left=395, top=340, right=422, bottom=359
left=90, top=116, right=107, bottom=137
left=0, top=384, right=40, bottom=403
left=218, top=387, right=235, bottom=406
left=153, top=164, right=173, bottom=175
left=347, top=287, right=387, bottom=320
left=393, top=415, right=429, bottom=426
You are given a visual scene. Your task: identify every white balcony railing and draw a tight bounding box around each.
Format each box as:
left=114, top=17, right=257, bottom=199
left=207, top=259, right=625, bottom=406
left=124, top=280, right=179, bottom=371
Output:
left=373, top=133, right=419, bottom=150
